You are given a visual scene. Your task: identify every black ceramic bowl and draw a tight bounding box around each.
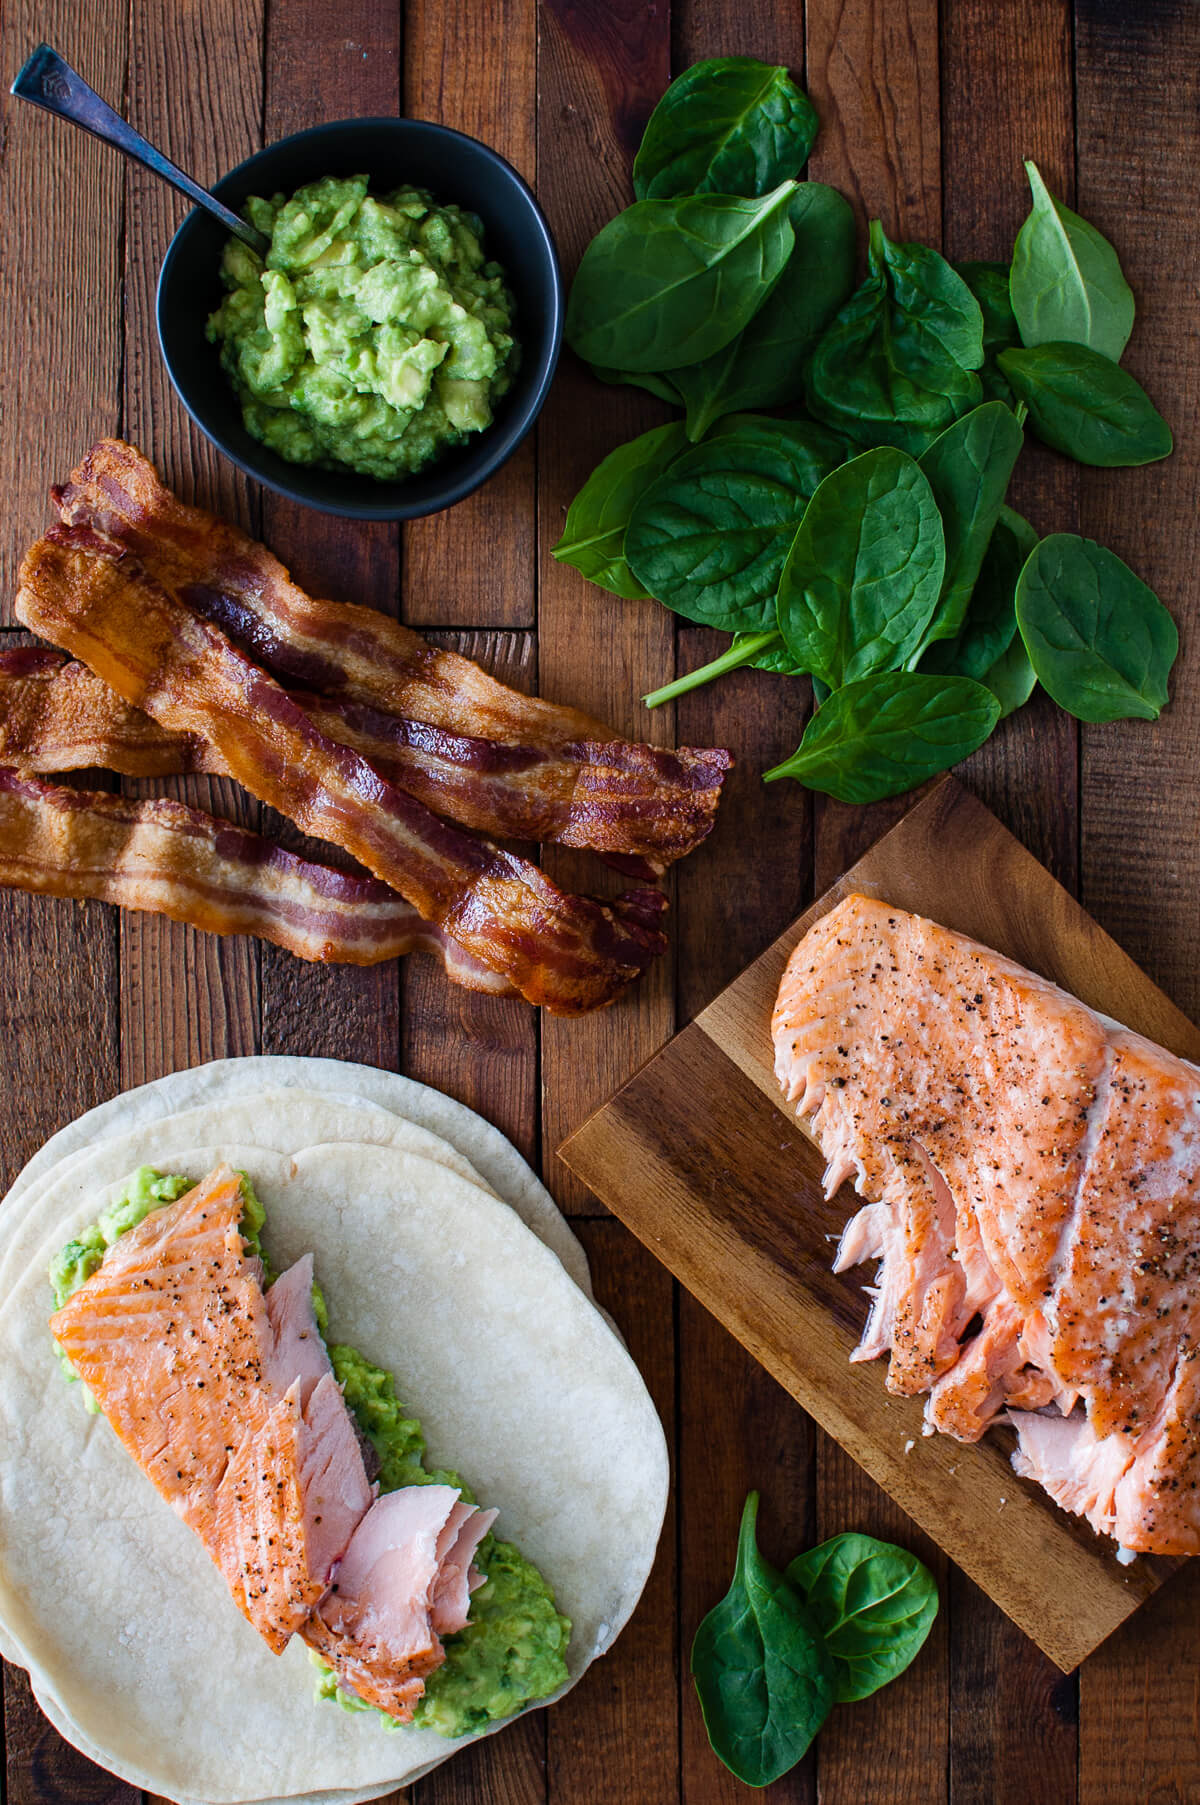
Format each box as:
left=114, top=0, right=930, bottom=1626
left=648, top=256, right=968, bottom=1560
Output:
left=157, top=118, right=562, bottom=521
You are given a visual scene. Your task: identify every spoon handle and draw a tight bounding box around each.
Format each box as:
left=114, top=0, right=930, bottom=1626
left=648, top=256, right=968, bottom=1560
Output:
left=10, top=44, right=270, bottom=257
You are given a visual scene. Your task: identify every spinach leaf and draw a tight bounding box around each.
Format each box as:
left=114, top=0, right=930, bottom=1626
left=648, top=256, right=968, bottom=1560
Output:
left=1010, top=161, right=1135, bottom=362
left=806, top=221, right=985, bottom=455
left=981, top=629, right=1038, bottom=718
left=764, top=671, right=1000, bottom=801
left=566, top=183, right=798, bottom=374
left=916, top=401, right=1024, bottom=646
left=626, top=426, right=841, bottom=631
left=591, top=365, right=684, bottom=406
left=633, top=57, right=819, bottom=201
left=998, top=342, right=1172, bottom=467
left=787, top=1534, right=938, bottom=1703
left=921, top=505, right=1036, bottom=681
left=955, top=260, right=1020, bottom=405
left=666, top=184, right=857, bottom=440
left=776, top=447, right=946, bottom=689
left=551, top=422, right=689, bottom=600
left=691, top=1493, right=834, bottom=1787
left=1015, top=532, right=1177, bottom=722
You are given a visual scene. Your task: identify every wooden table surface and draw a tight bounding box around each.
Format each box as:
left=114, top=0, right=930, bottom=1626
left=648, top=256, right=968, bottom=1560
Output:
left=1, top=1, right=1198, bottom=1801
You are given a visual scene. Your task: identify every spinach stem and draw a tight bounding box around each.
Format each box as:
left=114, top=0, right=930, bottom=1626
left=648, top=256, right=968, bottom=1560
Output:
left=643, top=630, right=783, bottom=707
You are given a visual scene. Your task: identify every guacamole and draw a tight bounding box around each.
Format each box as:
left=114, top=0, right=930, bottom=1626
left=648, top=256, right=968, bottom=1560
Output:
left=49, top=1169, right=570, bottom=1741
left=206, top=174, right=519, bottom=481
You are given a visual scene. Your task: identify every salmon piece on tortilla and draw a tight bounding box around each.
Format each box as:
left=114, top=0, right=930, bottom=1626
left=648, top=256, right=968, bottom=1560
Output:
left=304, top=1484, right=497, bottom=1720
left=773, top=895, right=1200, bottom=1555
left=49, top=1165, right=373, bottom=1644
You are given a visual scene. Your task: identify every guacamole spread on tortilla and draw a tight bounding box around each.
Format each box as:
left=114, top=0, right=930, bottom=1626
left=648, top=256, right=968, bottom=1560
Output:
left=206, top=174, right=519, bottom=481
left=49, top=1168, right=569, bottom=1740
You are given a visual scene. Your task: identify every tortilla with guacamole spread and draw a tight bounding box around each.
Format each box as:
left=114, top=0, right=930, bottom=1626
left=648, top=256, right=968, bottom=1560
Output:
left=0, top=1073, right=667, bottom=1804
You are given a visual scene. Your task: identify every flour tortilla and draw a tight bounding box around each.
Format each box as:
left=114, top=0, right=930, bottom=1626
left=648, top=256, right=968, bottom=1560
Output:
left=0, top=1140, right=668, bottom=1803
left=0, top=1057, right=592, bottom=1296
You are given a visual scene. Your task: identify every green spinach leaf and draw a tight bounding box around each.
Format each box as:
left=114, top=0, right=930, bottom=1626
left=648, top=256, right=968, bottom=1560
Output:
left=551, top=422, right=689, bottom=599
left=776, top=447, right=946, bottom=689
left=691, top=1493, right=834, bottom=1787
left=591, top=365, right=684, bottom=406
left=806, top=221, right=985, bottom=455
left=626, top=426, right=841, bottom=631
left=921, top=504, right=1035, bottom=680
left=997, top=342, right=1172, bottom=467
left=981, top=629, right=1038, bottom=718
left=1015, top=533, right=1177, bottom=722
left=916, top=401, right=1024, bottom=645
left=633, top=57, right=819, bottom=201
left=764, top=671, right=1000, bottom=801
left=666, top=184, right=857, bottom=440
left=955, top=260, right=1020, bottom=404
left=566, top=183, right=798, bottom=374
left=1010, top=161, right=1135, bottom=362
left=787, top=1534, right=938, bottom=1703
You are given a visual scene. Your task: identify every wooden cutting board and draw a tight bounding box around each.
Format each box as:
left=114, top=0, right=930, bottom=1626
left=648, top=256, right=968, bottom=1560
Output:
left=559, top=775, right=1200, bottom=1673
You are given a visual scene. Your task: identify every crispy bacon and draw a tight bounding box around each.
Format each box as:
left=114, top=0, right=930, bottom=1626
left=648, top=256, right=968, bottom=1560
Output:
left=16, top=532, right=668, bottom=1014
left=0, top=768, right=512, bottom=987
left=0, top=647, right=730, bottom=878
left=54, top=438, right=612, bottom=745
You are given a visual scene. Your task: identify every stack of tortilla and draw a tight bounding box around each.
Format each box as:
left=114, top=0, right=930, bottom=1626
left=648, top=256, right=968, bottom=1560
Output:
left=0, top=1057, right=669, bottom=1805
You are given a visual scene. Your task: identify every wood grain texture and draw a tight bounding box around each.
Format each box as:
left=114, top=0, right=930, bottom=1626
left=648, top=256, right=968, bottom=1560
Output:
left=0, top=1, right=126, bottom=615
left=1074, top=5, right=1200, bottom=1799
left=561, top=779, right=1197, bottom=1673
left=535, top=0, right=676, bottom=1215
left=401, top=0, right=537, bottom=630
left=547, top=1219, right=679, bottom=1805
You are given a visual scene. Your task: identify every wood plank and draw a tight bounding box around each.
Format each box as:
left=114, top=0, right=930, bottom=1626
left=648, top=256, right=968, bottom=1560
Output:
left=401, top=0, right=537, bottom=631
left=0, top=0, right=129, bottom=1787
left=257, top=0, right=404, bottom=1073
left=546, top=1219, right=679, bottom=1805
left=938, top=3, right=1081, bottom=1795
left=561, top=778, right=1198, bottom=1672
left=0, top=1, right=126, bottom=615
left=536, top=0, right=675, bottom=1216
left=1073, top=4, right=1200, bottom=1799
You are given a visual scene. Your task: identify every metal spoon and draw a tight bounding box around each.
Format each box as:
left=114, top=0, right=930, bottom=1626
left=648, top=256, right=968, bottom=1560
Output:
left=10, top=43, right=270, bottom=258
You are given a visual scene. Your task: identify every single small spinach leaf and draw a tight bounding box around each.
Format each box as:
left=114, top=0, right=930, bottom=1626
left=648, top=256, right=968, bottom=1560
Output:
left=626, top=426, right=841, bottom=631
left=1015, top=532, right=1177, bottom=722
left=1010, top=160, right=1135, bottom=362
left=981, top=629, right=1038, bottom=718
left=997, top=342, right=1172, bottom=467
left=591, top=365, right=684, bottom=406
left=552, top=422, right=689, bottom=599
left=776, top=447, right=946, bottom=689
left=921, top=505, right=1036, bottom=680
left=787, top=1534, right=939, bottom=1703
left=666, top=184, right=857, bottom=440
left=764, top=671, right=1000, bottom=802
left=916, top=401, right=1024, bottom=645
left=806, top=220, right=985, bottom=456
left=955, top=260, right=1020, bottom=404
left=633, top=57, right=819, bottom=201
left=691, top=1493, right=834, bottom=1788
left=566, top=183, right=798, bottom=374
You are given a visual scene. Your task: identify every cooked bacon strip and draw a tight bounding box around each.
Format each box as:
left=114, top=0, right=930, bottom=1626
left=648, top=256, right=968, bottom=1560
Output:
left=16, top=533, right=667, bottom=1014
left=55, top=437, right=612, bottom=744
left=0, top=768, right=513, bottom=989
left=0, top=648, right=730, bottom=878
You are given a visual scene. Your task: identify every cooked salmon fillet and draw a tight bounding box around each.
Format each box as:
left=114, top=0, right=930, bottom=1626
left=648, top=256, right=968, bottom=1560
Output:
left=773, top=894, right=1200, bottom=1555
left=49, top=1163, right=496, bottom=1709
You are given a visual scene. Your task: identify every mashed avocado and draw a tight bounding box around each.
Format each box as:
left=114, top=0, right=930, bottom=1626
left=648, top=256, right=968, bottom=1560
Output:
left=48, top=1169, right=570, bottom=1740
left=206, top=174, right=519, bottom=481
